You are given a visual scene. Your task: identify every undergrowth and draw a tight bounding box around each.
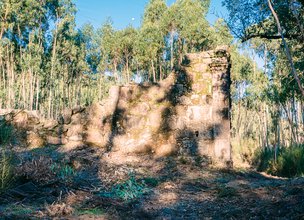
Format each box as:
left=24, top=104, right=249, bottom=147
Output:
left=75, top=207, right=104, bottom=216
left=0, top=122, right=13, bottom=145
left=0, top=122, right=14, bottom=192
left=3, top=205, right=34, bottom=216
left=100, top=173, right=152, bottom=201
left=232, top=138, right=258, bottom=165
left=217, top=185, right=238, bottom=198
left=254, top=145, right=304, bottom=177
left=50, top=164, right=76, bottom=181
left=0, top=149, right=14, bottom=191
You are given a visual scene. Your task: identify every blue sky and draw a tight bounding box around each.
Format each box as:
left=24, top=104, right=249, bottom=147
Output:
left=75, top=0, right=227, bottom=29
left=74, top=0, right=263, bottom=68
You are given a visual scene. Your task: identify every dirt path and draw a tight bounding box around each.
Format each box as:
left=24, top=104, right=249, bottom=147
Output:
left=0, top=146, right=303, bottom=219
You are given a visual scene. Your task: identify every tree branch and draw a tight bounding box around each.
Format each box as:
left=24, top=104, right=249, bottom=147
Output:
left=241, top=33, right=300, bottom=42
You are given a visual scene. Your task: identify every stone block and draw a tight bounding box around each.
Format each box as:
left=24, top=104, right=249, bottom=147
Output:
left=67, top=124, right=83, bottom=137
left=27, top=132, right=45, bottom=148
left=46, top=136, right=68, bottom=145
left=68, top=135, right=83, bottom=142
left=155, top=144, right=176, bottom=158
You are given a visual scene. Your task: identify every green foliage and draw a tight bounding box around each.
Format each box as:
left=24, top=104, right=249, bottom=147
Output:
left=232, top=138, right=258, bottom=164
left=50, top=163, right=76, bottom=181
left=75, top=207, right=104, bottom=216
left=0, top=122, right=13, bottom=145
left=225, top=0, right=304, bottom=96
left=254, top=145, right=304, bottom=177
left=217, top=186, right=238, bottom=198
left=0, top=121, right=14, bottom=191
left=112, top=174, right=150, bottom=201
left=99, top=174, right=152, bottom=201
left=211, top=18, right=233, bottom=47
left=3, top=205, right=34, bottom=216
left=0, top=148, right=14, bottom=192
left=0, top=0, right=222, bottom=118
left=140, top=177, right=159, bottom=187
left=174, top=0, right=212, bottom=52
left=253, top=148, right=275, bottom=172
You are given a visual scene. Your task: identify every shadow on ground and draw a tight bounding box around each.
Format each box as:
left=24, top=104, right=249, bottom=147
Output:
left=1, top=143, right=304, bottom=219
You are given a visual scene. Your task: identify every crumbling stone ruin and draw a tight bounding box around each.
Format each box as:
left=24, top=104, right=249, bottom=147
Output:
left=0, top=47, right=231, bottom=165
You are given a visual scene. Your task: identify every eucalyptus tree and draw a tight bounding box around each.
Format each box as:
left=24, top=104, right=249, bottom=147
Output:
left=141, top=0, right=167, bottom=82
left=0, top=0, right=58, bottom=110
left=118, top=26, right=138, bottom=83
left=174, top=0, right=211, bottom=53
left=224, top=0, right=304, bottom=96
left=162, top=0, right=211, bottom=67
left=97, top=20, right=123, bottom=83
left=225, top=0, right=304, bottom=164
left=80, top=23, right=100, bottom=73
left=212, top=18, right=234, bottom=47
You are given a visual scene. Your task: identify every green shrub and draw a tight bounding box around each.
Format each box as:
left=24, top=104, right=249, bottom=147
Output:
left=75, top=207, right=104, bottom=216
left=50, top=164, right=76, bottom=181
left=254, top=145, right=304, bottom=178
left=141, top=177, right=159, bottom=187
left=99, top=174, right=151, bottom=201
left=232, top=138, right=258, bottom=164
left=0, top=122, right=13, bottom=145
left=0, top=149, right=14, bottom=191
left=3, top=205, right=34, bottom=216
left=112, top=174, right=149, bottom=201
left=217, top=186, right=238, bottom=198
left=253, top=147, right=274, bottom=172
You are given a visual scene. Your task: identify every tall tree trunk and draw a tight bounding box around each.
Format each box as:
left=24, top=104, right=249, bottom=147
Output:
left=177, top=38, right=184, bottom=66
left=126, top=57, right=130, bottom=83
left=281, top=102, right=297, bottom=145
left=0, top=2, right=9, bottom=40
left=151, top=59, right=156, bottom=83
left=22, top=69, right=26, bottom=108
left=274, top=104, right=281, bottom=162
left=263, top=104, right=269, bottom=147
left=159, top=57, right=163, bottom=81
left=48, top=19, right=59, bottom=118
left=170, top=30, right=174, bottom=70
left=36, top=78, right=39, bottom=111
left=114, top=60, right=118, bottom=83
left=29, top=69, right=34, bottom=111
left=98, top=74, right=103, bottom=100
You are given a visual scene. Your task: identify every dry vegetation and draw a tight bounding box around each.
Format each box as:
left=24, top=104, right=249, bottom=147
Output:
left=0, top=142, right=303, bottom=219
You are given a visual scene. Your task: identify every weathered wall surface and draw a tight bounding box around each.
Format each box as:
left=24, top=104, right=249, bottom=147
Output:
left=0, top=47, right=231, bottom=164
left=183, top=48, right=231, bottom=162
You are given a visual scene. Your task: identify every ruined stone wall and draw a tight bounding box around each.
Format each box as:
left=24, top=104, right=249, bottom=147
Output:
left=182, top=48, right=231, bottom=162
left=0, top=47, right=231, bottom=164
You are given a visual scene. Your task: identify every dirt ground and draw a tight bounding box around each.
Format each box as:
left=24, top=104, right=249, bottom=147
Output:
left=0, top=145, right=304, bottom=219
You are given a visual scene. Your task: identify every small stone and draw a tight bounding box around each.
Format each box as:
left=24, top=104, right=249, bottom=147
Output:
left=72, top=106, right=85, bottom=115
left=68, top=135, right=83, bottom=142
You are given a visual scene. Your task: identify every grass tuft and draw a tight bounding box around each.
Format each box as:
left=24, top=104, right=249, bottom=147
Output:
left=217, top=186, right=238, bottom=198
left=75, top=207, right=104, bottom=216
left=0, top=148, right=14, bottom=192
left=112, top=174, right=150, bottom=201
left=99, top=173, right=151, bottom=201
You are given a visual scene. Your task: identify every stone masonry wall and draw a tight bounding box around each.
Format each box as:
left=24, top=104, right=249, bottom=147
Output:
left=183, top=48, right=231, bottom=162
left=0, top=47, right=231, bottom=164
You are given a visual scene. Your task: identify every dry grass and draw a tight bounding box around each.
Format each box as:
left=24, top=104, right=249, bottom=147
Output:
left=46, top=203, right=74, bottom=217
left=15, top=156, right=77, bottom=183
left=15, top=157, right=56, bottom=183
